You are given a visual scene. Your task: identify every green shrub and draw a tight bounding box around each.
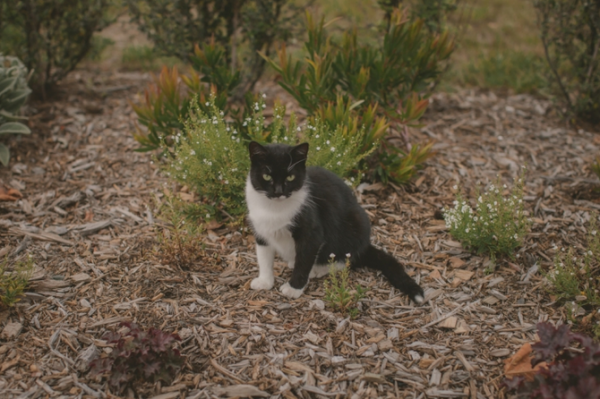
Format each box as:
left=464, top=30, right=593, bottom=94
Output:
left=0, top=0, right=114, bottom=91
left=0, top=54, right=32, bottom=166
left=0, top=256, right=34, bottom=307
left=131, top=40, right=254, bottom=153
left=534, top=0, right=600, bottom=124
left=167, top=97, right=372, bottom=219
left=264, top=7, right=453, bottom=184
left=86, top=36, right=115, bottom=62
left=444, top=176, right=530, bottom=262
left=126, top=0, right=298, bottom=94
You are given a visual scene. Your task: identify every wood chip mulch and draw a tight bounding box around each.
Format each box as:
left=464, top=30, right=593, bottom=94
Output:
left=0, top=71, right=598, bottom=399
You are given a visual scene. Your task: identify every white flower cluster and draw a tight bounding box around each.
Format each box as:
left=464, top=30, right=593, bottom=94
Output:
left=444, top=178, right=529, bottom=257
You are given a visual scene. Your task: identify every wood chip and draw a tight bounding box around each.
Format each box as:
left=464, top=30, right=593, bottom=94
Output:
left=1, top=322, right=23, bottom=339
left=438, top=316, right=458, bottom=329
left=76, top=220, right=112, bottom=236
left=212, top=385, right=269, bottom=398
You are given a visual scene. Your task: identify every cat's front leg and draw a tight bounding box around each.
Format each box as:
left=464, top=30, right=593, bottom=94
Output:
left=280, top=241, right=320, bottom=299
left=251, top=244, right=275, bottom=290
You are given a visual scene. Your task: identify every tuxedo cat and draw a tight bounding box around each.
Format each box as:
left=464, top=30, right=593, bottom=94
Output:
left=246, top=141, right=424, bottom=303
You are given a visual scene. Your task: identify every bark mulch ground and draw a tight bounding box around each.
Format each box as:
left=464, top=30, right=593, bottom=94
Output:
left=0, top=71, right=599, bottom=399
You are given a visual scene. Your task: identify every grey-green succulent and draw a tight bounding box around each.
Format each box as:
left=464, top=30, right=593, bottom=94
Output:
left=0, top=54, right=32, bottom=166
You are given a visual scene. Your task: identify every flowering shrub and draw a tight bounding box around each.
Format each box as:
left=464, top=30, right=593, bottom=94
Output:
left=89, top=322, right=183, bottom=393
left=504, top=322, right=600, bottom=398
left=546, top=214, right=600, bottom=332
left=167, top=97, right=371, bottom=219
left=444, top=176, right=530, bottom=261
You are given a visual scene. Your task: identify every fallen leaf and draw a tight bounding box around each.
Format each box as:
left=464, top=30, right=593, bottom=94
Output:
left=0, top=184, right=22, bottom=201
left=504, top=343, right=547, bottom=381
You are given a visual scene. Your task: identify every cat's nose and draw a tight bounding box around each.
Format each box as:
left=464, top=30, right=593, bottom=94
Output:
left=274, top=185, right=283, bottom=195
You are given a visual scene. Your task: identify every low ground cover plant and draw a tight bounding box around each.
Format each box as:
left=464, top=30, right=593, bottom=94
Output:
left=546, top=214, right=600, bottom=335
left=505, top=322, right=600, bottom=398
left=324, top=255, right=367, bottom=318
left=153, top=190, right=205, bottom=268
left=89, top=322, right=184, bottom=393
left=0, top=255, right=34, bottom=308
left=0, top=54, right=32, bottom=166
left=444, top=176, right=530, bottom=263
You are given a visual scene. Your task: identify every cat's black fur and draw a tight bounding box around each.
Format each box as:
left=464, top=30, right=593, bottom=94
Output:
left=248, top=141, right=424, bottom=302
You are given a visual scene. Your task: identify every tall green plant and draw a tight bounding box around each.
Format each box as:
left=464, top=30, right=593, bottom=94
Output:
left=263, top=8, right=453, bottom=184
left=0, top=54, right=31, bottom=166
left=534, top=0, right=600, bottom=124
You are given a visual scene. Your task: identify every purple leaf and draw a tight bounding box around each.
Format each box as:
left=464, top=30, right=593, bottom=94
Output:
left=532, top=322, right=572, bottom=365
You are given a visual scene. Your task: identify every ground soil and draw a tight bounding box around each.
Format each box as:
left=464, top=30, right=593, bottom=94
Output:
left=1, top=59, right=600, bottom=398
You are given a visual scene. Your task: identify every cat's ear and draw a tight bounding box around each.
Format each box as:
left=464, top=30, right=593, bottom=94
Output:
left=291, top=142, right=309, bottom=162
left=249, top=141, right=267, bottom=160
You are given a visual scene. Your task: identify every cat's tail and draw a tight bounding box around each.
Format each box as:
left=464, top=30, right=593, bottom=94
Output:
left=354, top=245, right=424, bottom=304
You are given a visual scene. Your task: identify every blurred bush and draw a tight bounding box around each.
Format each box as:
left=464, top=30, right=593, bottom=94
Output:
left=125, top=0, right=300, bottom=95
left=534, top=0, right=600, bottom=124
left=461, top=50, right=548, bottom=94
left=0, top=0, right=115, bottom=92
left=0, top=54, right=32, bottom=166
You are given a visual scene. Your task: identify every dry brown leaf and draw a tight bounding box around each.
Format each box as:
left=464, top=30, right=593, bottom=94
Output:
left=504, top=343, right=547, bottom=381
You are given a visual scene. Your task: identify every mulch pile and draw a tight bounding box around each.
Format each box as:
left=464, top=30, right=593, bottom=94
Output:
left=0, top=70, right=598, bottom=398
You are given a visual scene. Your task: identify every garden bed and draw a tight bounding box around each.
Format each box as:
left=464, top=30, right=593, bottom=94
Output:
left=0, top=69, right=598, bottom=398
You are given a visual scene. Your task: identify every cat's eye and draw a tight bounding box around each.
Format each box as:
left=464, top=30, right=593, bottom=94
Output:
left=262, top=174, right=272, bottom=181
left=286, top=175, right=295, bottom=182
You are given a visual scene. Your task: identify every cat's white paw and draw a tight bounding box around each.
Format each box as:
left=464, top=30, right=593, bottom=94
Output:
left=279, top=282, right=304, bottom=299
left=309, top=265, right=329, bottom=278
left=413, top=294, right=424, bottom=304
left=286, top=261, right=295, bottom=270
left=250, top=277, right=274, bottom=291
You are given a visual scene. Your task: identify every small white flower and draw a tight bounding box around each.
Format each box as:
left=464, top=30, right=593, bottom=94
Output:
left=329, top=253, right=335, bottom=258
left=205, top=102, right=210, bottom=106
left=346, top=253, right=351, bottom=258
left=190, top=150, right=196, bottom=155
left=453, top=185, right=457, bottom=190
left=316, top=147, right=321, bottom=151
left=262, top=93, right=267, bottom=98
left=297, top=127, right=301, bottom=131
left=330, top=147, right=335, bottom=152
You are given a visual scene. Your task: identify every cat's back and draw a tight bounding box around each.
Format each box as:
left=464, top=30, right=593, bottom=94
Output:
left=306, top=166, right=359, bottom=207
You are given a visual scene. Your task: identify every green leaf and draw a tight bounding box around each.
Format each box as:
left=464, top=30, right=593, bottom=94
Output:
left=0, top=122, right=31, bottom=135
left=0, top=143, right=9, bottom=166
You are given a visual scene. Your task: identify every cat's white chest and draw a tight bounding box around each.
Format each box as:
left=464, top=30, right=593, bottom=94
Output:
left=245, top=176, right=308, bottom=262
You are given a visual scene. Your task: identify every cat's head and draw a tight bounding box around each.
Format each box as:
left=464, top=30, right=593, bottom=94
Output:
left=248, top=141, right=309, bottom=200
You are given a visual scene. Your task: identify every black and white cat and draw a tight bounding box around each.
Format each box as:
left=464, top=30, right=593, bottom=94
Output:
left=245, top=141, right=424, bottom=303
